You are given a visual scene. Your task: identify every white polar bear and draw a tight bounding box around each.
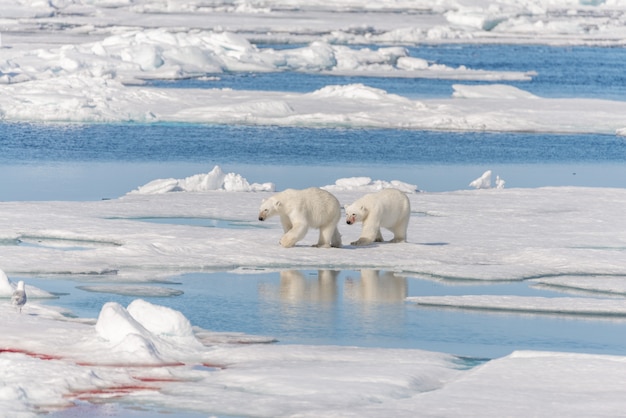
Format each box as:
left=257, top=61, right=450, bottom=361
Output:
left=258, top=187, right=342, bottom=248
left=345, top=188, right=410, bottom=246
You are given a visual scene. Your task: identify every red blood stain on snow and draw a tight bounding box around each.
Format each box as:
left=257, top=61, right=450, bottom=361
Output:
left=1, top=348, right=227, bottom=370
left=0, top=347, right=62, bottom=361
left=75, top=360, right=185, bottom=367
left=202, top=362, right=226, bottom=369
left=67, top=384, right=159, bottom=400
left=2, top=347, right=227, bottom=404
left=132, top=376, right=184, bottom=383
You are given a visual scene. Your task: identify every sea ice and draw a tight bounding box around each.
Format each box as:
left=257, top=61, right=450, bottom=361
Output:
left=127, top=165, right=274, bottom=194
left=3, top=0, right=626, bottom=416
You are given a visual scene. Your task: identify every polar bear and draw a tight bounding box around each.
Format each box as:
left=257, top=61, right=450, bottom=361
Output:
left=258, top=187, right=342, bottom=248
left=345, top=188, right=410, bottom=246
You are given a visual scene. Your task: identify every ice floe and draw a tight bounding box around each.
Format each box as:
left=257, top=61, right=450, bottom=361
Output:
left=408, top=295, right=626, bottom=317
left=127, top=165, right=275, bottom=194
left=3, top=0, right=626, bottom=416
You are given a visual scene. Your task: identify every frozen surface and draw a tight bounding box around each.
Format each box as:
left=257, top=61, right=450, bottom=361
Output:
left=2, top=174, right=626, bottom=415
left=127, top=165, right=275, bottom=194
left=2, top=182, right=625, bottom=281
left=408, top=295, right=626, bottom=317
left=3, top=0, right=626, bottom=416
left=532, top=275, right=626, bottom=297
left=2, top=1, right=626, bottom=133
left=77, top=285, right=184, bottom=297
left=2, top=77, right=626, bottom=134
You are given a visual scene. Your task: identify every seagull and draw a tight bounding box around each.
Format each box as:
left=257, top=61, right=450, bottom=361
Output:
left=11, top=281, right=27, bottom=313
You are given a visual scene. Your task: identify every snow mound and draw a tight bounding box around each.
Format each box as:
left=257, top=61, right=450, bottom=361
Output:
left=127, top=299, right=195, bottom=339
left=0, top=268, right=55, bottom=298
left=469, top=170, right=505, bottom=189
left=322, top=176, right=418, bottom=193
left=453, top=84, right=539, bottom=99
left=94, top=299, right=202, bottom=364
left=127, top=165, right=275, bottom=194
left=311, top=84, right=411, bottom=104
left=95, top=301, right=163, bottom=362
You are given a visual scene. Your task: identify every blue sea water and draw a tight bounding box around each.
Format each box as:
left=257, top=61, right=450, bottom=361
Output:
left=2, top=44, right=626, bottom=200
left=3, top=44, right=626, bottom=362
left=1, top=123, right=626, bottom=200
left=151, top=44, right=626, bottom=100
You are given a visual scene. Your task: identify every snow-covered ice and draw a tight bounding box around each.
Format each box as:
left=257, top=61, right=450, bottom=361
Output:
left=3, top=0, right=626, bottom=416
left=2, top=174, right=626, bottom=415
left=469, top=170, right=506, bottom=189
left=1, top=1, right=626, bottom=133
left=127, top=165, right=275, bottom=194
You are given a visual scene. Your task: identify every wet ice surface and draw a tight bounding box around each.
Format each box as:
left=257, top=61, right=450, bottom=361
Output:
left=115, top=217, right=270, bottom=230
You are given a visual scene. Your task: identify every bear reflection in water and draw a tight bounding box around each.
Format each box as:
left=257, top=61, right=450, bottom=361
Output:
left=259, top=270, right=407, bottom=304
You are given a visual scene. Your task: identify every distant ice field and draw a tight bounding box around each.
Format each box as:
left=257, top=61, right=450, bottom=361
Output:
left=150, top=44, right=626, bottom=101
left=3, top=43, right=626, bottom=200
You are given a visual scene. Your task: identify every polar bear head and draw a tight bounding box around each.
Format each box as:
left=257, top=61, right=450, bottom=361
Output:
left=345, top=203, right=368, bottom=225
left=258, top=197, right=281, bottom=221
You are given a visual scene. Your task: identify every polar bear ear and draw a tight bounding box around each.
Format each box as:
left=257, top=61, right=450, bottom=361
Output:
left=274, top=200, right=282, bottom=208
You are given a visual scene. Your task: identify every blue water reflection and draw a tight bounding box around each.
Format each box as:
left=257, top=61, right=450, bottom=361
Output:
left=25, top=270, right=626, bottom=359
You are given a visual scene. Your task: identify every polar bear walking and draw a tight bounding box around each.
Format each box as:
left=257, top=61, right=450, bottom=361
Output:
left=345, top=188, right=410, bottom=246
left=258, top=187, right=342, bottom=248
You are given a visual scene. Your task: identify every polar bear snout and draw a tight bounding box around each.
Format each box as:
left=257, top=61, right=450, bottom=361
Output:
left=346, top=214, right=356, bottom=225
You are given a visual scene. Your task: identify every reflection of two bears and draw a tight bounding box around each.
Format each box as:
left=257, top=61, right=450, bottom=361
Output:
left=258, top=187, right=410, bottom=248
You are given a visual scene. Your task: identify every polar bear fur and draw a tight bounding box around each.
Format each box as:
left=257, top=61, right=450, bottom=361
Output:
left=345, top=188, right=410, bottom=246
left=258, top=187, right=342, bottom=248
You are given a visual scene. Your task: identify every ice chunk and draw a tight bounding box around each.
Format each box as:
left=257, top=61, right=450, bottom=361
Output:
left=453, top=84, right=539, bottom=99
left=0, top=268, right=54, bottom=298
left=323, top=177, right=418, bottom=193
left=127, top=165, right=275, bottom=194
left=469, top=170, right=492, bottom=189
left=95, top=301, right=155, bottom=345
left=127, top=299, right=195, bottom=339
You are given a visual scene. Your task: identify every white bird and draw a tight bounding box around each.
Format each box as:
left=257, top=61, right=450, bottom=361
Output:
left=11, top=281, right=27, bottom=313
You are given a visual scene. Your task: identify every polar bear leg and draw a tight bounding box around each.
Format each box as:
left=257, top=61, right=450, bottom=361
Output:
left=389, top=234, right=406, bottom=243
left=331, top=227, right=342, bottom=248
left=279, top=215, right=293, bottom=233
left=374, top=229, right=384, bottom=242
left=315, top=227, right=342, bottom=248
left=315, top=225, right=341, bottom=248
left=350, top=223, right=376, bottom=246
left=280, top=222, right=308, bottom=248
left=389, top=215, right=409, bottom=243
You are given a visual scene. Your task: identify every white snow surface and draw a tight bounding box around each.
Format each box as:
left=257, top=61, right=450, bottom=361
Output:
left=128, top=165, right=275, bottom=194
left=3, top=0, right=626, bottom=416
left=2, top=179, right=626, bottom=416
left=2, top=0, right=626, bottom=133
